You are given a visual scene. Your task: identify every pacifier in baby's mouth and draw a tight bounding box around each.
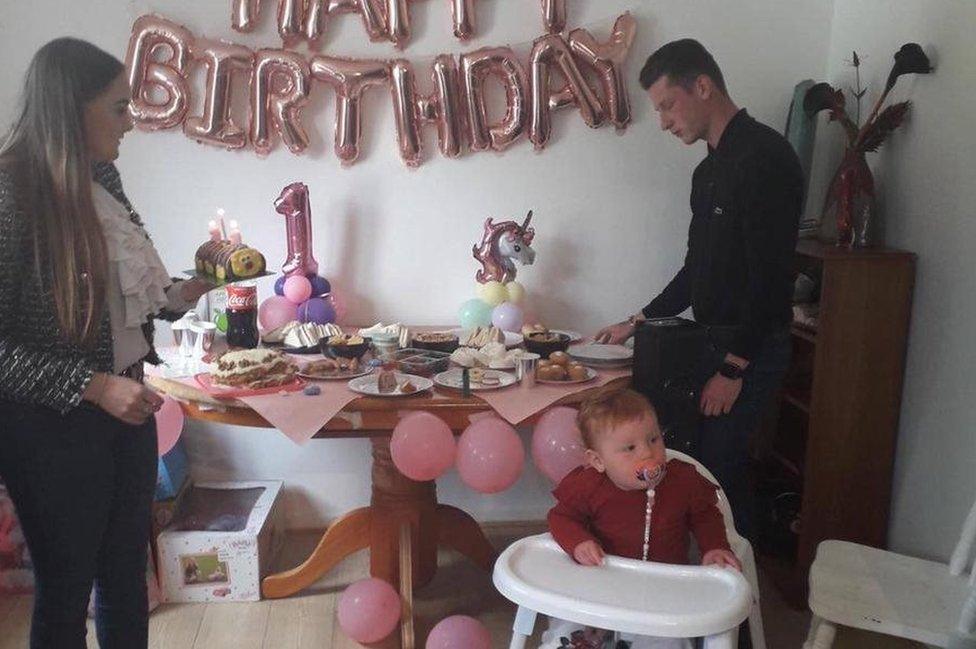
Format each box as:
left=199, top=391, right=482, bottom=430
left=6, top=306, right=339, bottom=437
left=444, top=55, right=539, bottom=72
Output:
left=634, top=460, right=666, bottom=488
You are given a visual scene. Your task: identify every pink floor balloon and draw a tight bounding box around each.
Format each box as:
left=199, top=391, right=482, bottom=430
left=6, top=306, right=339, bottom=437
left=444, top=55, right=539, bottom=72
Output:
left=531, top=406, right=586, bottom=483
left=426, top=615, right=492, bottom=649
left=456, top=417, right=524, bottom=494
left=391, top=411, right=457, bottom=482
left=337, top=578, right=401, bottom=644
left=258, top=295, right=299, bottom=331
left=154, top=396, right=185, bottom=457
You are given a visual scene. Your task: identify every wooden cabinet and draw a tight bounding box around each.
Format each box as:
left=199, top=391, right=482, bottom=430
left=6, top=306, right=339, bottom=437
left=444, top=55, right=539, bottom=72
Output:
left=762, top=239, right=915, bottom=596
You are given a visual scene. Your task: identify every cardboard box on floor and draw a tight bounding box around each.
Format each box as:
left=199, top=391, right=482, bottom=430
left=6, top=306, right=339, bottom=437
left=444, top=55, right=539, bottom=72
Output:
left=157, top=480, right=284, bottom=603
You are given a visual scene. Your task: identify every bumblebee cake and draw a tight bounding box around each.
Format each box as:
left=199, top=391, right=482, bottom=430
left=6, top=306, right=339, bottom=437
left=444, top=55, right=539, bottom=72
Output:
left=194, top=239, right=266, bottom=282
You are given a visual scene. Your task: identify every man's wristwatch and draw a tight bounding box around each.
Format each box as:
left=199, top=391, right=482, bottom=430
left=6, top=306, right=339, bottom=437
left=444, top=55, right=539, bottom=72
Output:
left=718, top=361, right=745, bottom=380
left=627, top=313, right=644, bottom=327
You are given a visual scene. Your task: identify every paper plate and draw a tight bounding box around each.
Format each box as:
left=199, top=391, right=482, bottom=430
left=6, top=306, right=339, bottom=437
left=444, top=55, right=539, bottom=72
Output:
left=347, top=372, right=432, bottom=397
left=433, top=368, right=517, bottom=391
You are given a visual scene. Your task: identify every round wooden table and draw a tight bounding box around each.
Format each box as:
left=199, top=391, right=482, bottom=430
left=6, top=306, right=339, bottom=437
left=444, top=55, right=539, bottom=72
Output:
left=147, top=374, right=629, bottom=645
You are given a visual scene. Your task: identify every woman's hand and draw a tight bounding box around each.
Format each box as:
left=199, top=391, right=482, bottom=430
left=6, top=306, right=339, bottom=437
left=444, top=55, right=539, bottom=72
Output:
left=701, top=548, right=742, bottom=571
left=572, top=540, right=605, bottom=566
left=179, top=278, right=216, bottom=304
left=84, top=373, right=163, bottom=426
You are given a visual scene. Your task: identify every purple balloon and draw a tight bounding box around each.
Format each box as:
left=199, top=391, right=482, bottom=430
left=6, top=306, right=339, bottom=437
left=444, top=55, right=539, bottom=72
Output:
left=491, top=301, right=524, bottom=332
left=308, top=274, right=331, bottom=297
left=299, top=297, right=336, bottom=324
left=274, top=275, right=287, bottom=296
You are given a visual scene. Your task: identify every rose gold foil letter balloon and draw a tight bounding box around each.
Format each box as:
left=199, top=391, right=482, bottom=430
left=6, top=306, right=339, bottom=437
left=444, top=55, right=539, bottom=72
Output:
left=275, top=182, right=320, bottom=278
left=540, top=0, right=566, bottom=34
left=232, top=0, right=262, bottom=32
left=390, top=54, right=465, bottom=166
left=383, top=0, right=412, bottom=49
left=184, top=39, right=254, bottom=149
left=277, top=0, right=306, bottom=46
left=250, top=49, right=311, bottom=155
left=528, top=33, right=604, bottom=150
left=460, top=47, right=528, bottom=152
left=304, top=0, right=387, bottom=46
left=569, top=12, right=637, bottom=130
left=310, top=56, right=390, bottom=165
left=450, top=0, right=476, bottom=40
left=124, top=15, right=193, bottom=130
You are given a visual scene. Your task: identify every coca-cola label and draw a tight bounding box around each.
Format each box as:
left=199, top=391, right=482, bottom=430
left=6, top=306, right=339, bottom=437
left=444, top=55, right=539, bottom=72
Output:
left=226, top=283, right=257, bottom=312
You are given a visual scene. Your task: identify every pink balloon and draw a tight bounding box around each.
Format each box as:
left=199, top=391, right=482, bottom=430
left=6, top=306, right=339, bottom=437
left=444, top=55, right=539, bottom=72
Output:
left=258, top=295, right=299, bottom=331
left=337, top=578, right=401, bottom=644
left=531, top=406, right=586, bottom=483
left=282, top=275, right=312, bottom=304
left=391, top=412, right=457, bottom=482
left=456, top=418, right=524, bottom=494
left=275, top=182, right=320, bottom=277
left=154, top=397, right=185, bottom=458
left=426, top=615, right=492, bottom=649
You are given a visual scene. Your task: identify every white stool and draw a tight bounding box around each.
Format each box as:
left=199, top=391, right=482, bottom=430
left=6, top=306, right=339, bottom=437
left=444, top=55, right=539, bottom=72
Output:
left=494, top=533, right=752, bottom=648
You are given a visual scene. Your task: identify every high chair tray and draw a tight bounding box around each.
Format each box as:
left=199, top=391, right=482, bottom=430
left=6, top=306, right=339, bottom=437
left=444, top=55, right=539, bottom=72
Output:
left=493, top=533, right=751, bottom=638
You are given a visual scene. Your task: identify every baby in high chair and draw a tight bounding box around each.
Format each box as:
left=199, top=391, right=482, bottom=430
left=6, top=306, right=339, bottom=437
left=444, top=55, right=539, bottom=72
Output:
left=544, top=388, right=741, bottom=649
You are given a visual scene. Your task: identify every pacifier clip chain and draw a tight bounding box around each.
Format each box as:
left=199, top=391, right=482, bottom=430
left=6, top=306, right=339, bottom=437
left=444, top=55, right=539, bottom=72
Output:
left=642, top=487, right=655, bottom=562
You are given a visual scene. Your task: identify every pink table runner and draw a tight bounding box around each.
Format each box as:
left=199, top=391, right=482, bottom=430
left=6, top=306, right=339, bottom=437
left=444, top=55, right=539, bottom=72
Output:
left=165, top=365, right=631, bottom=445
left=154, top=343, right=631, bottom=444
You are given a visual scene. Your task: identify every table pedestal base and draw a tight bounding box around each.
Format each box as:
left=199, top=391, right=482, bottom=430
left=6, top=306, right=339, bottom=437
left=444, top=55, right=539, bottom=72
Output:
left=262, top=437, right=497, bottom=600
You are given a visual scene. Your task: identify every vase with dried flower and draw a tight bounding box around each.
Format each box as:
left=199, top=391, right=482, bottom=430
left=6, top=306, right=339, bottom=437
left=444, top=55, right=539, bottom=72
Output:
left=804, top=44, right=933, bottom=247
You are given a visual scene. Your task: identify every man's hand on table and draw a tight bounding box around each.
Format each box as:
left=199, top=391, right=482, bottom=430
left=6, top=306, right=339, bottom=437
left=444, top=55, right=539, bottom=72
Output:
left=594, top=320, right=635, bottom=345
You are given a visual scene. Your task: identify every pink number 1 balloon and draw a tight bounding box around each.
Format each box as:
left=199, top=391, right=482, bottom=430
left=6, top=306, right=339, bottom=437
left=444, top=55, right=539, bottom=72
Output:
left=275, top=182, right=319, bottom=278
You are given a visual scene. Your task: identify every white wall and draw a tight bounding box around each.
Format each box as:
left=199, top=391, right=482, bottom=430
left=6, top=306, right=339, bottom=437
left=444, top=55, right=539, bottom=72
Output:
left=814, top=1, right=976, bottom=561
left=0, top=0, right=836, bottom=528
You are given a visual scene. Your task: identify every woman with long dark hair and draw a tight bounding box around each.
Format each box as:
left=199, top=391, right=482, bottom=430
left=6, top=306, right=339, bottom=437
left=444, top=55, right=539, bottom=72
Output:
left=0, top=38, right=210, bottom=647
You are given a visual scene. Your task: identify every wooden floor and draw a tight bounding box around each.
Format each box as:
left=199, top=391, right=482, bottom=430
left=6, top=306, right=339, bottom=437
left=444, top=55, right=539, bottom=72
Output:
left=0, top=525, right=925, bottom=649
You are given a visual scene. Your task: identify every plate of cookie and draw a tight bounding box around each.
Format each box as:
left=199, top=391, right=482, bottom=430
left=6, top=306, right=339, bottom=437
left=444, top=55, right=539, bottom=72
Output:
left=298, top=357, right=373, bottom=381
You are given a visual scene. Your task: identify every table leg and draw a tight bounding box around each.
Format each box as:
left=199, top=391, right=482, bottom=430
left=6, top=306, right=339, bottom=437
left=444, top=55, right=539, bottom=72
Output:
left=437, top=504, right=497, bottom=571
left=399, top=523, right=415, bottom=649
left=262, top=506, right=371, bottom=598
left=369, top=437, right=439, bottom=589
left=262, top=435, right=496, bottom=600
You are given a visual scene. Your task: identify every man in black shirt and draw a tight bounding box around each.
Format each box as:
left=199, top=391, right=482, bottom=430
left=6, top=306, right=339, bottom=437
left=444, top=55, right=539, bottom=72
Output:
left=596, top=39, right=803, bottom=541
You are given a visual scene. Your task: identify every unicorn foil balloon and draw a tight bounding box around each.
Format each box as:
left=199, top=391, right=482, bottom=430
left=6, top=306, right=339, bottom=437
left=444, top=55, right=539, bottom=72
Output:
left=472, top=211, right=536, bottom=284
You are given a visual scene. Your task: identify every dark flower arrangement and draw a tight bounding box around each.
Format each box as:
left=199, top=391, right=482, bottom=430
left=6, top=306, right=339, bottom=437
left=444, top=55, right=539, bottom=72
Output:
left=803, top=44, right=933, bottom=246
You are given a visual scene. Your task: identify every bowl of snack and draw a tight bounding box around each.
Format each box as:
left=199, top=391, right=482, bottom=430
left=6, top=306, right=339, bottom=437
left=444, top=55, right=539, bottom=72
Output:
left=320, top=333, right=371, bottom=359
left=535, top=351, right=594, bottom=383
left=522, top=330, right=571, bottom=359
left=411, top=331, right=460, bottom=353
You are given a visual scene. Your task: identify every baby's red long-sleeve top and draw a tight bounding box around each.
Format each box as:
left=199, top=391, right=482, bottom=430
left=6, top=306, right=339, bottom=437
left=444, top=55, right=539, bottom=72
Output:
left=548, top=459, right=731, bottom=564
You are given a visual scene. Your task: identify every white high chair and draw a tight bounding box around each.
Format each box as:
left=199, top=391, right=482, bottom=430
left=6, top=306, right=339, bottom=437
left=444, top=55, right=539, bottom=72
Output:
left=802, top=490, right=976, bottom=648
left=493, top=450, right=767, bottom=649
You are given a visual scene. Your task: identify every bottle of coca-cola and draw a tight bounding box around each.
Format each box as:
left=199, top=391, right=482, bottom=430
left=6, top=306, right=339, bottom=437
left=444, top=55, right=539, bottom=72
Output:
left=225, top=283, right=259, bottom=349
